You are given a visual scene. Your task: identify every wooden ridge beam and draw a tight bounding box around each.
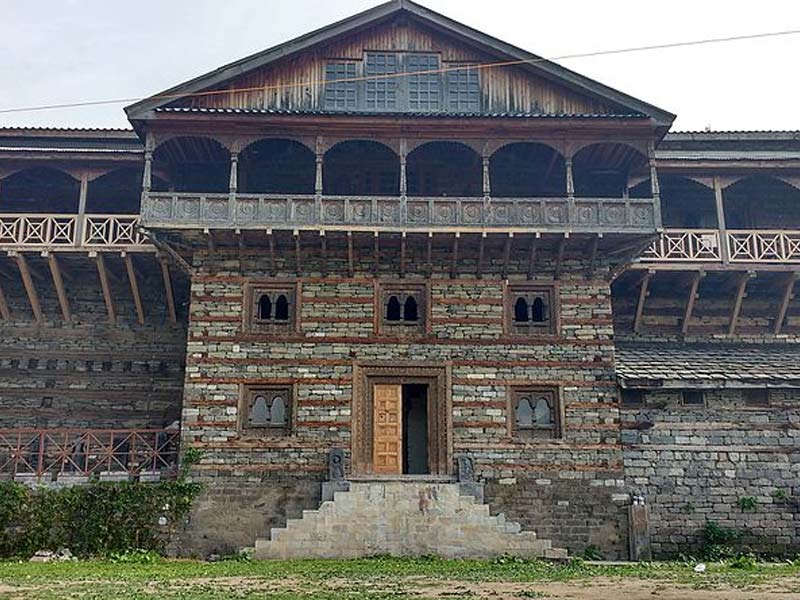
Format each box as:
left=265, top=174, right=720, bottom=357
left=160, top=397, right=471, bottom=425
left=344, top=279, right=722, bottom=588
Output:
left=94, top=252, right=116, bottom=324
left=728, top=271, right=755, bottom=335
left=46, top=253, right=71, bottom=322
left=14, top=253, right=42, bottom=323
left=774, top=272, right=799, bottom=334
left=681, top=271, right=705, bottom=335
left=160, top=257, right=177, bottom=324
left=633, top=270, right=653, bottom=334
left=124, top=253, right=145, bottom=325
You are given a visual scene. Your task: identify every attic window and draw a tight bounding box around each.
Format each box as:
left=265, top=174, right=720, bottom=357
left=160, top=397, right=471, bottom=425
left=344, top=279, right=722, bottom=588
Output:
left=365, top=53, right=400, bottom=110
left=324, top=61, right=358, bottom=109
left=447, top=65, right=480, bottom=111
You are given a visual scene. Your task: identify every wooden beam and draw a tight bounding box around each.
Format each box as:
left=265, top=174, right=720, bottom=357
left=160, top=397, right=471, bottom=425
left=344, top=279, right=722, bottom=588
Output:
left=15, top=254, right=42, bottom=323
left=160, top=258, right=177, bottom=324
left=426, top=232, right=433, bottom=276
left=501, top=233, right=513, bottom=279
left=294, top=230, right=301, bottom=274
left=94, top=252, right=116, bottom=324
left=477, top=232, right=486, bottom=279
left=400, top=232, right=406, bottom=279
left=526, top=234, right=539, bottom=280
left=681, top=271, right=705, bottom=335
left=774, top=272, right=799, bottom=334
left=319, top=231, right=327, bottom=277
left=728, top=271, right=754, bottom=335
left=0, top=278, right=11, bottom=321
left=554, top=234, right=568, bottom=280
left=450, top=232, right=460, bottom=279
left=205, top=228, right=215, bottom=252
left=124, top=253, right=145, bottom=325
left=266, top=229, right=276, bottom=276
left=586, top=234, right=600, bottom=279
left=47, top=253, right=71, bottom=322
left=347, top=232, right=354, bottom=278
left=373, top=231, right=380, bottom=275
left=633, top=270, right=653, bottom=334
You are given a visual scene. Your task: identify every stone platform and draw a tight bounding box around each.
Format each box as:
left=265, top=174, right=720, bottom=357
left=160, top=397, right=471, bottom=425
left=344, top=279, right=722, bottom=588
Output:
left=252, top=480, right=567, bottom=560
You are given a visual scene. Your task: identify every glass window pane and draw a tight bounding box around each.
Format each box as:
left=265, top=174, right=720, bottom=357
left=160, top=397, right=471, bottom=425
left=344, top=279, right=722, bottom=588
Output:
left=366, top=53, right=399, bottom=110
left=325, top=61, right=358, bottom=110
left=447, top=65, right=480, bottom=112
left=407, top=54, right=440, bottom=111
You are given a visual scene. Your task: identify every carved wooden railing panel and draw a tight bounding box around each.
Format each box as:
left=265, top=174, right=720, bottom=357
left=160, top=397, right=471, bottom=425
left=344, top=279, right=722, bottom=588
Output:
left=83, top=215, right=146, bottom=246
left=0, top=428, right=179, bottom=481
left=141, top=192, right=658, bottom=232
left=642, top=229, right=722, bottom=261
left=727, top=230, right=800, bottom=263
left=0, top=215, right=77, bottom=246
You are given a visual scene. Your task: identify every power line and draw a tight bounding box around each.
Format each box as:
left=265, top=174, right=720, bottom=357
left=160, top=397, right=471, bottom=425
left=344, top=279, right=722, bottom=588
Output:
left=1, top=28, right=798, bottom=115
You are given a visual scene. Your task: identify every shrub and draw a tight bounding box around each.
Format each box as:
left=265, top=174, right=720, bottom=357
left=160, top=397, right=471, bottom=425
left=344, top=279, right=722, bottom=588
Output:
left=737, top=496, right=757, bottom=511
left=699, top=521, right=742, bottom=560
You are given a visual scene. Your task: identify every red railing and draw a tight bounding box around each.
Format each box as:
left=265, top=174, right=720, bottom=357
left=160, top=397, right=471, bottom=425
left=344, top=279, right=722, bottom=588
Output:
left=0, top=428, right=179, bottom=482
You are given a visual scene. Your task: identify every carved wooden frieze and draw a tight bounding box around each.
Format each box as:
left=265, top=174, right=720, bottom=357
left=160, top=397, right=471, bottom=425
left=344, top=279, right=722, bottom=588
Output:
left=142, top=192, right=658, bottom=232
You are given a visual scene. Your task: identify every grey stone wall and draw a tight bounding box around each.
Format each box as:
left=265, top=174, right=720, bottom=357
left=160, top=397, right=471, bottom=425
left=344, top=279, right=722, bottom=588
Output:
left=622, top=388, right=800, bottom=557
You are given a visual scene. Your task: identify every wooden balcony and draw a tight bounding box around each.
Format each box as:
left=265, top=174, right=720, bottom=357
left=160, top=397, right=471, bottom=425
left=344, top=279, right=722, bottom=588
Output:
left=641, top=228, right=800, bottom=265
left=141, top=192, right=659, bottom=234
left=0, top=214, right=152, bottom=251
left=0, top=428, right=179, bottom=483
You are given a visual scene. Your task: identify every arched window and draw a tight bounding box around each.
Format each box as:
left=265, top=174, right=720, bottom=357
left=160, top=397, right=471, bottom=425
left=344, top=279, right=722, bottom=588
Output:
left=533, top=397, right=553, bottom=426
left=258, top=295, right=272, bottom=320
left=511, top=388, right=560, bottom=440
left=270, top=396, right=287, bottom=426
left=244, top=386, right=292, bottom=435
left=515, top=396, right=533, bottom=428
left=250, top=395, right=269, bottom=425
left=403, top=296, right=419, bottom=321
left=531, top=297, right=546, bottom=323
left=275, top=295, right=289, bottom=320
left=514, top=297, right=529, bottom=322
left=386, top=296, right=402, bottom=321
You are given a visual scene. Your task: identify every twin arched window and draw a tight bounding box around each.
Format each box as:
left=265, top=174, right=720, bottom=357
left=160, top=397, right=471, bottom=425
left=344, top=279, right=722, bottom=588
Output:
left=258, top=294, right=289, bottom=321
left=250, top=285, right=296, bottom=332
left=379, top=284, right=426, bottom=334
left=513, top=296, right=547, bottom=323
left=386, top=295, right=419, bottom=322
left=508, top=286, right=554, bottom=334
left=245, top=386, right=291, bottom=434
left=512, top=389, right=559, bottom=439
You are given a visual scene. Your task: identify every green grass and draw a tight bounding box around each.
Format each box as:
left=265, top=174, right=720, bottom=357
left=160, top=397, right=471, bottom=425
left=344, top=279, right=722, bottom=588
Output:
left=0, top=556, right=798, bottom=599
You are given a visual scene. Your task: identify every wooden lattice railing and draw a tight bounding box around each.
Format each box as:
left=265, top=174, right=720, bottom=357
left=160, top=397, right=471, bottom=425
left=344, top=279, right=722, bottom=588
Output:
left=0, top=214, right=149, bottom=248
left=0, top=428, right=179, bottom=481
left=643, top=229, right=800, bottom=264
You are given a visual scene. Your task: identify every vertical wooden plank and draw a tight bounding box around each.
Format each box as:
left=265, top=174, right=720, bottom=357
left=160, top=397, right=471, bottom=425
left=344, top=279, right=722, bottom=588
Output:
left=16, top=254, right=42, bottom=323
left=124, top=253, right=145, bottom=325
left=372, top=383, right=403, bottom=475
left=47, top=253, right=71, bottom=322
left=95, top=252, right=116, bottom=324
left=160, top=258, right=177, bottom=324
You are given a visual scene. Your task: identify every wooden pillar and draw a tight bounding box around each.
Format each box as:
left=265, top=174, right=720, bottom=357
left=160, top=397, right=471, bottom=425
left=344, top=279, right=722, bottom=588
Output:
left=399, top=139, right=408, bottom=197
left=482, top=154, right=491, bottom=198
left=565, top=157, right=575, bottom=198
left=713, top=176, right=730, bottom=264
left=229, top=151, right=239, bottom=197
left=315, top=137, right=324, bottom=197
left=75, top=171, right=89, bottom=247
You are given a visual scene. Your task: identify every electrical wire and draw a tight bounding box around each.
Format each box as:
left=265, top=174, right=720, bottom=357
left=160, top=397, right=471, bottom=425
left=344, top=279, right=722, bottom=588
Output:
left=0, top=28, right=798, bottom=115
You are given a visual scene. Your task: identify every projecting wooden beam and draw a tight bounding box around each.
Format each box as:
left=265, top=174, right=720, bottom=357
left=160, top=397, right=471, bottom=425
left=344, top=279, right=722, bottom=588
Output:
left=400, top=232, right=406, bottom=279
left=477, top=232, right=486, bottom=279
left=633, top=270, right=653, bottom=334
left=346, top=232, right=354, bottom=278
left=0, top=278, right=11, bottom=321
left=160, top=258, right=177, bottom=324
left=526, top=234, right=539, bottom=280
left=94, top=252, right=116, bottom=324
left=46, top=253, right=71, bottom=322
left=554, top=234, right=568, bottom=280
left=124, top=253, right=145, bottom=325
left=681, top=271, right=705, bottom=335
left=450, top=232, right=460, bottom=279
left=15, top=254, right=42, bottom=323
left=774, top=272, right=799, bottom=334
left=728, top=271, right=755, bottom=335
left=501, top=233, right=513, bottom=279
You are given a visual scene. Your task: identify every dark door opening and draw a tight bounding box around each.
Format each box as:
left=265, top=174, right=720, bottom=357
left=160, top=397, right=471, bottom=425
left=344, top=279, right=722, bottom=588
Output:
left=402, top=384, right=429, bottom=475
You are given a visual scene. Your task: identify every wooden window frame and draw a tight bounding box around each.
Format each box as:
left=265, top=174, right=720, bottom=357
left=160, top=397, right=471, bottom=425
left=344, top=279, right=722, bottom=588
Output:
left=243, top=281, right=301, bottom=334
left=504, top=283, right=559, bottom=336
left=374, top=280, right=431, bottom=337
left=324, top=61, right=358, bottom=110
left=446, top=64, right=481, bottom=112
left=239, top=383, right=296, bottom=437
left=507, top=386, right=564, bottom=441
left=681, top=389, right=706, bottom=407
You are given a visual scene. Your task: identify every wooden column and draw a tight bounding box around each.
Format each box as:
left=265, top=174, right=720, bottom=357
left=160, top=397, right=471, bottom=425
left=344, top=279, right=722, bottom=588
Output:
left=229, top=151, right=239, bottom=197
left=482, top=154, right=491, bottom=198
left=315, top=137, right=324, bottom=196
left=565, top=157, right=575, bottom=198
left=399, top=139, right=408, bottom=197
left=633, top=270, right=653, bottom=334
left=774, top=272, right=799, bottom=334
left=75, top=171, right=89, bottom=247
left=713, top=176, right=730, bottom=264
left=682, top=271, right=705, bottom=335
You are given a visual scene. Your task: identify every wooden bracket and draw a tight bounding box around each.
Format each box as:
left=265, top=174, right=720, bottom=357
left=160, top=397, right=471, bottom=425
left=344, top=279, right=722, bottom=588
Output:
left=373, top=231, right=380, bottom=276
left=294, top=230, right=301, bottom=274
left=160, top=258, right=177, bottom=325
left=774, top=271, right=799, bottom=334
left=124, top=254, right=145, bottom=325
left=0, top=278, right=11, bottom=321
left=633, top=270, right=653, bottom=334
left=681, top=271, right=705, bottom=335
left=477, top=232, right=486, bottom=279
left=266, top=229, right=276, bottom=276
left=47, top=254, right=71, bottom=322
left=728, top=271, right=755, bottom=335
left=586, top=234, right=600, bottom=280
left=347, top=231, right=354, bottom=278
left=16, top=254, right=42, bottom=324
left=526, top=233, right=539, bottom=280
left=400, top=232, right=407, bottom=279
left=426, top=232, right=433, bottom=276
left=95, top=253, right=116, bottom=324
left=320, top=231, right=328, bottom=277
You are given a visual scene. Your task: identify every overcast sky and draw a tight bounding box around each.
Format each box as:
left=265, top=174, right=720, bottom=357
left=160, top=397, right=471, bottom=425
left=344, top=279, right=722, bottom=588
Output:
left=2, top=0, right=799, bottom=131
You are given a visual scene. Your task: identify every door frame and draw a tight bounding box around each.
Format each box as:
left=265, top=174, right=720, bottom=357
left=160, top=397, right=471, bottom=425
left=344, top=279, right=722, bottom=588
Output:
left=352, top=362, right=452, bottom=476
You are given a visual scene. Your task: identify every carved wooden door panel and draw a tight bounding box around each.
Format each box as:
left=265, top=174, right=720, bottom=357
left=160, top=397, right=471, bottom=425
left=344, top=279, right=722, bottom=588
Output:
left=372, top=383, right=403, bottom=474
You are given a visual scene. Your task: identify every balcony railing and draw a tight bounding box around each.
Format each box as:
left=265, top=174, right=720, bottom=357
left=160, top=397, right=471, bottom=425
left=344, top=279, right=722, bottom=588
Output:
left=0, top=428, right=179, bottom=482
left=0, top=214, right=149, bottom=249
left=141, top=192, right=659, bottom=233
left=642, top=228, right=800, bottom=264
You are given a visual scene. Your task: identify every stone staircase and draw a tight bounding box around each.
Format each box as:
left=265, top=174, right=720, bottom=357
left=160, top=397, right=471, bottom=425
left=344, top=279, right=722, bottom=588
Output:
left=252, top=480, right=567, bottom=560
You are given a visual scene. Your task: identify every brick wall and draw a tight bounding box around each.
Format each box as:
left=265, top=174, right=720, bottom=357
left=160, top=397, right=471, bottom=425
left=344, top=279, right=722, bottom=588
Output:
left=179, top=242, right=629, bottom=558
left=622, top=388, right=800, bottom=557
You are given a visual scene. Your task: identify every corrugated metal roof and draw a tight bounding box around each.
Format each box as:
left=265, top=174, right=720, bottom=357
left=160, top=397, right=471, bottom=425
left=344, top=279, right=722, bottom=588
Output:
left=154, top=106, right=647, bottom=119
left=617, top=342, right=800, bottom=387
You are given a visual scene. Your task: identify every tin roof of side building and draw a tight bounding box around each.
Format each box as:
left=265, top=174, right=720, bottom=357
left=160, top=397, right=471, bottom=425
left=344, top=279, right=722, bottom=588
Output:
left=616, top=342, right=800, bottom=388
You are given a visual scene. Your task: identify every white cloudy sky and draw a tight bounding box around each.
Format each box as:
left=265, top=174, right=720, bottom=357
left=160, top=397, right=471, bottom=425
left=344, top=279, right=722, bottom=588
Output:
left=1, top=0, right=799, bottom=131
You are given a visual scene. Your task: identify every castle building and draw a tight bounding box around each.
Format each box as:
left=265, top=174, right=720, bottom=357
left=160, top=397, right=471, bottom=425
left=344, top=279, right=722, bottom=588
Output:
left=1, top=1, right=797, bottom=559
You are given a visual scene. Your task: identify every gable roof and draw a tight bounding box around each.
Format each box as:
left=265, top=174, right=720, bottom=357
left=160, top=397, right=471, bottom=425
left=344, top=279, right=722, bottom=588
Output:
left=125, top=0, right=675, bottom=128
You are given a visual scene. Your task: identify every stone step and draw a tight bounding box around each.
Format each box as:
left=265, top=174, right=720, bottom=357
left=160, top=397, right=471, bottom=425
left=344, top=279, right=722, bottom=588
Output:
left=251, top=481, right=567, bottom=560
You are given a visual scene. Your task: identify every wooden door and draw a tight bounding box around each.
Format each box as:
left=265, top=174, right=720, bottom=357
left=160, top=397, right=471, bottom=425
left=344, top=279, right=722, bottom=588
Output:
left=372, top=383, right=403, bottom=474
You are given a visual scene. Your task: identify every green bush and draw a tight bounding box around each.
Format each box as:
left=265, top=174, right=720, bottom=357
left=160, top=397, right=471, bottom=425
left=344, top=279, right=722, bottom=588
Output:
left=0, top=479, right=201, bottom=559
left=699, top=521, right=742, bottom=560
